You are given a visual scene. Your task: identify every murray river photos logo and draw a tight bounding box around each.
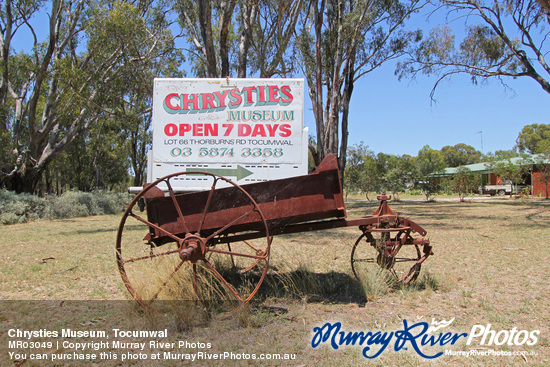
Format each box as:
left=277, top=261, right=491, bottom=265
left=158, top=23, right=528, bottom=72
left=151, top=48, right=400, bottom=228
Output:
left=311, top=318, right=540, bottom=359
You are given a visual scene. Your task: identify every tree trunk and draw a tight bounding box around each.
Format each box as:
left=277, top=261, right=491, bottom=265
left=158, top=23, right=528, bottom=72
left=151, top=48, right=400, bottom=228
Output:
left=7, top=165, right=45, bottom=194
left=237, top=1, right=257, bottom=78
left=219, top=0, right=236, bottom=77
left=313, top=0, right=326, bottom=161
left=198, top=0, right=218, bottom=77
left=339, top=62, right=355, bottom=178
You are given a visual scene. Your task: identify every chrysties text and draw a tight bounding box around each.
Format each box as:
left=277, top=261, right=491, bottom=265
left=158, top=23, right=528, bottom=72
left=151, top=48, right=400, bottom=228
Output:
left=163, top=85, right=294, bottom=114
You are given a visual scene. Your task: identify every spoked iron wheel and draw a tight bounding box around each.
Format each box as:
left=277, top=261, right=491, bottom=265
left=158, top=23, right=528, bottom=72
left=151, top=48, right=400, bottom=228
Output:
left=116, top=172, right=271, bottom=315
left=350, top=222, right=422, bottom=286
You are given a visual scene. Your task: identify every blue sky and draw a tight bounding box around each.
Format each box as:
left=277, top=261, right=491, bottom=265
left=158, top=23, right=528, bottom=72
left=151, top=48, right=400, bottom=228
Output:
left=317, top=62, right=550, bottom=157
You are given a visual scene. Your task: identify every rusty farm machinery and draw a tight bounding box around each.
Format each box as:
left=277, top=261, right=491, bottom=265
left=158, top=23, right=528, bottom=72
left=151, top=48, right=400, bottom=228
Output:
left=116, top=154, right=433, bottom=312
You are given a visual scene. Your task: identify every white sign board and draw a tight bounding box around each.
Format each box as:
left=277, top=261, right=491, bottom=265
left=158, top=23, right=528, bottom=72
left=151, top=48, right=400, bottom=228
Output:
left=148, top=78, right=308, bottom=190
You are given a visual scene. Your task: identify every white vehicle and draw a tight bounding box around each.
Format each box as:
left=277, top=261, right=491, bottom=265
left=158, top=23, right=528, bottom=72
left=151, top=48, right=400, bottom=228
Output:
left=481, top=181, right=526, bottom=196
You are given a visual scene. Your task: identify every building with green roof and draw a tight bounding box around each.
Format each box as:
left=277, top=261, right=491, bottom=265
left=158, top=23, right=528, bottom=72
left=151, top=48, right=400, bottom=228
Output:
left=428, top=154, right=549, bottom=198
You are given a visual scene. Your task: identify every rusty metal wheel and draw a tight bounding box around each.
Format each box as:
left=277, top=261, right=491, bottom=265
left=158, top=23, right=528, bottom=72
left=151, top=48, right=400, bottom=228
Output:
left=116, top=171, right=271, bottom=314
left=350, top=222, right=422, bottom=286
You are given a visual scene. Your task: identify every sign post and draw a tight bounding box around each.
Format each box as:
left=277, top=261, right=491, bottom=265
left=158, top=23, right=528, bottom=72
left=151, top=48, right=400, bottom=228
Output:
left=146, top=78, right=308, bottom=191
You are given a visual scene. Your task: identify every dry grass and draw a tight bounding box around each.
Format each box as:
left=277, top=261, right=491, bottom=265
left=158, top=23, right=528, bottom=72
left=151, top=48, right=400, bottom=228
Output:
left=1, top=198, right=549, bottom=366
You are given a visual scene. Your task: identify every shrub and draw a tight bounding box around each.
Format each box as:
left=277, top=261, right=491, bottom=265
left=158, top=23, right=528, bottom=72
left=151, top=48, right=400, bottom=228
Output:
left=48, top=192, right=92, bottom=218
left=0, top=190, right=48, bottom=224
left=0, top=189, right=132, bottom=224
left=1, top=212, right=23, bottom=225
left=95, top=191, right=130, bottom=214
left=406, top=188, right=423, bottom=196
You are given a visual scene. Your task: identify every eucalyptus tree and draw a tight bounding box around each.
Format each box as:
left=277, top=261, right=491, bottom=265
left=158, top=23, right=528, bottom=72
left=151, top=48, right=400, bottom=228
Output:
left=175, top=0, right=302, bottom=77
left=124, top=103, right=153, bottom=187
left=451, top=166, right=479, bottom=202
left=49, top=119, right=130, bottom=192
left=0, top=0, right=179, bottom=193
left=249, top=0, right=303, bottom=77
left=516, top=123, right=550, bottom=154
left=481, top=149, right=519, bottom=162
left=417, top=144, right=445, bottom=176
left=416, top=144, right=445, bottom=200
left=383, top=154, right=418, bottom=197
left=398, top=0, right=550, bottom=99
left=296, top=0, right=425, bottom=176
left=344, top=141, right=377, bottom=197
left=175, top=0, right=236, bottom=77
left=344, top=142, right=418, bottom=199
left=344, top=143, right=367, bottom=197
left=441, top=143, right=482, bottom=167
